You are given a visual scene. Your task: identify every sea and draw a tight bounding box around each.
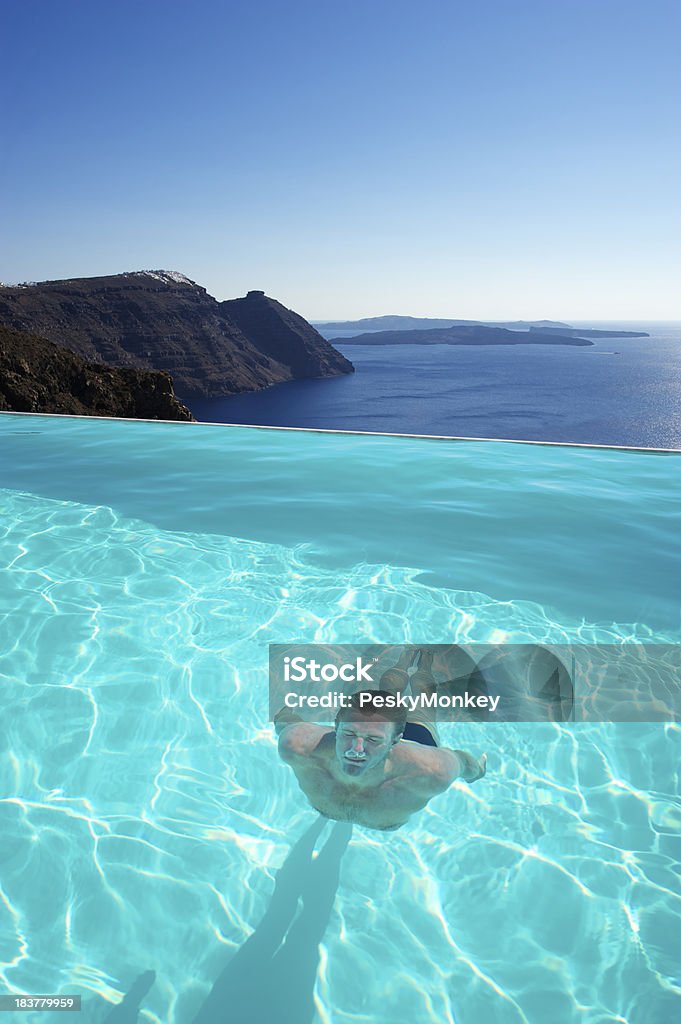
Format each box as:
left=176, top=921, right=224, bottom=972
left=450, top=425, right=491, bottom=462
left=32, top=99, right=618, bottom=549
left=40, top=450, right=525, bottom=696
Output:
left=187, top=322, right=681, bottom=449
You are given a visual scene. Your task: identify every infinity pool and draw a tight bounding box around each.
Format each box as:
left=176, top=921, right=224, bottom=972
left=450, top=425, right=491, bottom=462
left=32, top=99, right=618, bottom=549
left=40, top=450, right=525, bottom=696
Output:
left=0, top=414, right=679, bottom=1023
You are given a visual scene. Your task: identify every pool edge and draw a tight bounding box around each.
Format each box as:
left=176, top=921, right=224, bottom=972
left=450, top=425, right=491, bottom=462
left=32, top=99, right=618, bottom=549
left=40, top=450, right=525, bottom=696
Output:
left=1, top=409, right=679, bottom=454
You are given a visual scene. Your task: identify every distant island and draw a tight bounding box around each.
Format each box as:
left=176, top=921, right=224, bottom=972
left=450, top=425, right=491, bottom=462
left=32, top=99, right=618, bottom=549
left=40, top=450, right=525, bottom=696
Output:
left=316, top=315, right=649, bottom=344
left=332, top=325, right=596, bottom=347
left=0, top=272, right=354, bottom=399
left=528, top=326, right=649, bottom=339
left=314, top=315, right=573, bottom=339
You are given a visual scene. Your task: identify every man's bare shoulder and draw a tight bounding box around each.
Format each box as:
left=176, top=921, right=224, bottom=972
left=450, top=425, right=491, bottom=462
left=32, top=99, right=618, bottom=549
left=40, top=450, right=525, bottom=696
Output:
left=392, top=743, right=487, bottom=792
left=277, top=723, right=333, bottom=764
left=391, top=742, right=463, bottom=793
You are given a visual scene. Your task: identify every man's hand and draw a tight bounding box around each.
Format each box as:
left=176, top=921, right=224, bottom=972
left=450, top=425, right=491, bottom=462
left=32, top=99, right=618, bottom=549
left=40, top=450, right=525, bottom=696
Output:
left=454, top=750, right=487, bottom=783
left=467, top=752, right=487, bottom=783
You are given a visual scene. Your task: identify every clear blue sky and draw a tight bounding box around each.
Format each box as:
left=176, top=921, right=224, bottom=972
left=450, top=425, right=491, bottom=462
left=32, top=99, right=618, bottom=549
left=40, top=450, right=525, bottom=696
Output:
left=2, top=0, right=679, bottom=319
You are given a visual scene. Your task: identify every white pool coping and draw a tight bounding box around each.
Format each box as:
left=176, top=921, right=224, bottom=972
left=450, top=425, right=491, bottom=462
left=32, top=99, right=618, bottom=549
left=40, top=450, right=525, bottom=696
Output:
left=1, top=409, right=679, bottom=453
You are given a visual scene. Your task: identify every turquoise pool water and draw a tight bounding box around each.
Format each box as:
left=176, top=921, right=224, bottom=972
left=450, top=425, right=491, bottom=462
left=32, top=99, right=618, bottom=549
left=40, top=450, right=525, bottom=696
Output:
left=0, top=414, right=679, bottom=1023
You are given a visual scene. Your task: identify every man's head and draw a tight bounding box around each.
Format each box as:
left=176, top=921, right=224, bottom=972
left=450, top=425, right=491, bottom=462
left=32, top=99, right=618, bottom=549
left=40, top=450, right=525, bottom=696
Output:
left=334, top=690, right=407, bottom=778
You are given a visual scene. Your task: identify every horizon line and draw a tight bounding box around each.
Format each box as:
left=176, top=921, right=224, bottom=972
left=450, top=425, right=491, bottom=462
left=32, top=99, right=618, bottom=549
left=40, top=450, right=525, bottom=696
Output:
left=312, top=316, right=681, bottom=324
left=1, top=274, right=677, bottom=324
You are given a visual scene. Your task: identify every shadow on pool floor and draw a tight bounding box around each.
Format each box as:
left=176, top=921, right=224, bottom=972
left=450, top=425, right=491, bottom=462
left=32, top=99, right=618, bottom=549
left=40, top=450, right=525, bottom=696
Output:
left=98, top=817, right=352, bottom=1024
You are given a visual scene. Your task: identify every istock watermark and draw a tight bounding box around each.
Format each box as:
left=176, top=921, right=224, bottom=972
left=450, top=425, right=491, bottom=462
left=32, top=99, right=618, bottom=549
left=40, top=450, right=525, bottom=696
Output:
left=283, top=655, right=375, bottom=684
left=269, top=643, right=681, bottom=724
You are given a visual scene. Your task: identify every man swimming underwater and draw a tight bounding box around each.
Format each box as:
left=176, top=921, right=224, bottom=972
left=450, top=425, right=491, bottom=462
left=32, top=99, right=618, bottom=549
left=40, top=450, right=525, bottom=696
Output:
left=276, top=649, right=486, bottom=831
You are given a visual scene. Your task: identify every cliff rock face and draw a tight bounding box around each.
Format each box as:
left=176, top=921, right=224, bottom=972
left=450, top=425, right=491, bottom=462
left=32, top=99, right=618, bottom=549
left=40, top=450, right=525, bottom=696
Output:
left=222, top=290, right=352, bottom=378
left=0, top=272, right=353, bottom=397
left=0, top=324, right=195, bottom=420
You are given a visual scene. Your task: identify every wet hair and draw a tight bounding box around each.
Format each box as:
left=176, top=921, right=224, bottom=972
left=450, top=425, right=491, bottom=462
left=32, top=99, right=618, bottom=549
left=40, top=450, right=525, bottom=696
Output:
left=335, top=690, right=408, bottom=737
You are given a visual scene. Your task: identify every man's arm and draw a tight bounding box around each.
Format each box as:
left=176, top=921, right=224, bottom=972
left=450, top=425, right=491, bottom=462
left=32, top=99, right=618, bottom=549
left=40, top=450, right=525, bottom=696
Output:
left=450, top=748, right=487, bottom=784
left=273, top=705, right=305, bottom=736
left=275, top=714, right=331, bottom=765
left=399, top=745, right=487, bottom=798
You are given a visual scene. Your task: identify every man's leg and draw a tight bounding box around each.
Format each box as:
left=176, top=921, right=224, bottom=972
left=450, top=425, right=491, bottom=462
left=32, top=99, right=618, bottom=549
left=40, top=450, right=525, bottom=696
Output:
left=404, top=648, right=440, bottom=745
left=378, top=646, right=418, bottom=696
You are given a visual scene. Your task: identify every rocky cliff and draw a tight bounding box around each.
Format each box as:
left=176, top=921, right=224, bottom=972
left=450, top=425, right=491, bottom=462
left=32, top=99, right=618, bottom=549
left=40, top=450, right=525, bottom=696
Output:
left=0, top=272, right=354, bottom=397
left=0, top=324, right=195, bottom=420
left=222, top=290, right=353, bottom=378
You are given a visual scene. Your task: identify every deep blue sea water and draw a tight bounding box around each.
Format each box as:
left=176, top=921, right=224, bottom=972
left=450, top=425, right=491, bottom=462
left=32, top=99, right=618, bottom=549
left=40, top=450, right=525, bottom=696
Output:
left=188, top=322, right=681, bottom=448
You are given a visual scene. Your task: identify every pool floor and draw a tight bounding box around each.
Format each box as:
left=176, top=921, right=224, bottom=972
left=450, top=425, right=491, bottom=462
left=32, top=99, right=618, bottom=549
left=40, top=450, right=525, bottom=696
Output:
left=0, top=414, right=679, bottom=1023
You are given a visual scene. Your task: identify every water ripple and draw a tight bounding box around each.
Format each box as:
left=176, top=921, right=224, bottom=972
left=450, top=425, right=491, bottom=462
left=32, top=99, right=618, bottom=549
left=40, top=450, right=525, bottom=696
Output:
left=0, top=487, right=679, bottom=1022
